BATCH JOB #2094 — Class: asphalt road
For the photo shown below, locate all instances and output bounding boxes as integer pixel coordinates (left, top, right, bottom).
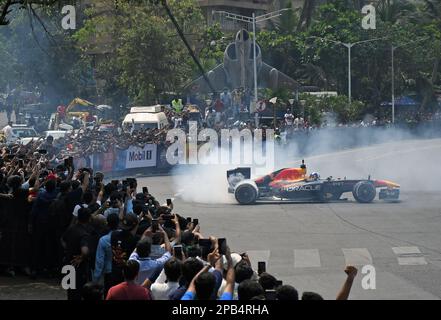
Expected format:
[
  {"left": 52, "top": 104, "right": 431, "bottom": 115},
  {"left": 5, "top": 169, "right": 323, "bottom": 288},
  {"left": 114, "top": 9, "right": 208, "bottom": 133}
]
[
  {"left": 141, "top": 137, "right": 441, "bottom": 300},
  {"left": 1, "top": 130, "right": 441, "bottom": 299}
]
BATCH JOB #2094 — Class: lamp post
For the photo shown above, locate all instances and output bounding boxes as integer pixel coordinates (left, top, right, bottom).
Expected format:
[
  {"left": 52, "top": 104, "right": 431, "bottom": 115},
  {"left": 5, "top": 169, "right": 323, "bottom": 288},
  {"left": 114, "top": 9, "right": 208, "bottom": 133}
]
[
  {"left": 309, "top": 36, "right": 386, "bottom": 107},
  {"left": 212, "top": 8, "right": 292, "bottom": 106},
  {"left": 391, "top": 38, "right": 428, "bottom": 124}
]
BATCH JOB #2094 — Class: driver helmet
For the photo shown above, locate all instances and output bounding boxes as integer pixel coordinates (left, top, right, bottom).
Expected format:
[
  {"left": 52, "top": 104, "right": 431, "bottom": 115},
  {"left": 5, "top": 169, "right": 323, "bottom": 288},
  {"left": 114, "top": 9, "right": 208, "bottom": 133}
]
[{"left": 309, "top": 172, "right": 320, "bottom": 180}]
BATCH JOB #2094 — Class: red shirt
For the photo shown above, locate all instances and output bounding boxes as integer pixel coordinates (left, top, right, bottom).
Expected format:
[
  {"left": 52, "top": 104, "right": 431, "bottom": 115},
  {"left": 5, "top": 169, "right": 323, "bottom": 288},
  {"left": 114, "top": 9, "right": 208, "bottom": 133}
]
[
  {"left": 106, "top": 281, "right": 152, "bottom": 300},
  {"left": 214, "top": 99, "right": 224, "bottom": 112}
]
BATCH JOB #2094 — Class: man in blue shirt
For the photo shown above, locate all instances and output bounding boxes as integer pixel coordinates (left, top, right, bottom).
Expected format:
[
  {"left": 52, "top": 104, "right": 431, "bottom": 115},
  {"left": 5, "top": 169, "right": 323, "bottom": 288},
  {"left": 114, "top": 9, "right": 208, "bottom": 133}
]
[
  {"left": 93, "top": 213, "right": 120, "bottom": 296},
  {"left": 129, "top": 225, "right": 173, "bottom": 285}
]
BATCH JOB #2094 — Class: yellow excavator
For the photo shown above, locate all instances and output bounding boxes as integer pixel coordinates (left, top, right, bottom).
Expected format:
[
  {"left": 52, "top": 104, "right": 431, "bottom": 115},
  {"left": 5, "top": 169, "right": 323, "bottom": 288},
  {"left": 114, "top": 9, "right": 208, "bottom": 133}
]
[{"left": 49, "top": 98, "right": 100, "bottom": 130}]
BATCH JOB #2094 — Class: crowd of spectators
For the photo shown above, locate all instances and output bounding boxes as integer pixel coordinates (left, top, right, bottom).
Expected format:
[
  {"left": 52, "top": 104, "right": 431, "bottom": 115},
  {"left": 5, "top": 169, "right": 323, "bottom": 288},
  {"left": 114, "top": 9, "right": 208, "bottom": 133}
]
[{"left": 0, "top": 140, "right": 359, "bottom": 300}]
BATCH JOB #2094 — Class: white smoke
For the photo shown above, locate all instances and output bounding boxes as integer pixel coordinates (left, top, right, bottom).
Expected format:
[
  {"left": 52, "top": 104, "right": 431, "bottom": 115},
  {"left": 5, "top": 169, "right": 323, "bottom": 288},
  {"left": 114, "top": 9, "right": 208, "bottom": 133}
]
[{"left": 172, "top": 126, "right": 441, "bottom": 204}]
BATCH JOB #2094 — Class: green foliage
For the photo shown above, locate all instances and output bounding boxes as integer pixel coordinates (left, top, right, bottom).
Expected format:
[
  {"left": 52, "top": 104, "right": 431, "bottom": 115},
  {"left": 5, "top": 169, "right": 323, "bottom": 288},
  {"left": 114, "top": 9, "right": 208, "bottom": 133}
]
[
  {"left": 74, "top": 0, "right": 205, "bottom": 105},
  {"left": 0, "top": 5, "right": 91, "bottom": 103}
]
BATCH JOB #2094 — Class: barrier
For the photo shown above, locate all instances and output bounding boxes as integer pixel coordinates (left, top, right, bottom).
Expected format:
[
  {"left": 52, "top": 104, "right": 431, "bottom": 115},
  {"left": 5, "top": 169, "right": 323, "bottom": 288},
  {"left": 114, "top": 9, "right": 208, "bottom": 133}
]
[{"left": 72, "top": 121, "right": 441, "bottom": 175}]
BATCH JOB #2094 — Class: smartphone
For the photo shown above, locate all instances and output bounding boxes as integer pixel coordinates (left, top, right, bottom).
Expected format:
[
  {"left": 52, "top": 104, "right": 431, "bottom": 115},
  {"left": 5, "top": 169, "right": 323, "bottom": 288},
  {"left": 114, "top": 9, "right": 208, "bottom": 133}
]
[
  {"left": 198, "top": 238, "right": 211, "bottom": 248},
  {"left": 218, "top": 238, "right": 227, "bottom": 255},
  {"left": 166, "top": 198, "right": 172, "bottom": 206},
  {"left": 18, "top": 159, "right": 24, "bottom": 168},
  {"left": 64, "top": 158, "right": 69, "bottom": 167},
  {"left": 198, "top": 239, "right": 212, "bottom": 257},
  {"left": 174, "top": 245, "right": 183, "bottom": 260},
  {"left": 151, "top": 219, "right": 159, "bottom": 232},
  {"left": 38, "top": 149, "right": 47, "bottom": 155},
  {"left": 186, "top": 217, "right": 192, "bottom": 224},
  {"left": 193, "top": 218, "right": 199, "bottom": 226},
  {"left": 265, "top": 290, "right": 277, "bottom": 300},
  {"left": 258, "top": 261, "right": 266, "bottom": 275},
  {"left": 275, "top": 280, "right": 283, "bottom": 287},
  {"left": 142, "top": 187, "right": 148, "bottom": 194},
  {"left": 68, "top": 156, "right": 74, "bottom": 167}
]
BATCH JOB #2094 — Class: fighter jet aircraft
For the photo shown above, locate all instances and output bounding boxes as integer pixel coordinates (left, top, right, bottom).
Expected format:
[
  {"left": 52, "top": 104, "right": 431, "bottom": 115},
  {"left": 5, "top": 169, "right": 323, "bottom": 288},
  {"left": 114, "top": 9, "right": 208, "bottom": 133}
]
[{"left": 186, "top": 29, "right": 300, "bottom": 94}]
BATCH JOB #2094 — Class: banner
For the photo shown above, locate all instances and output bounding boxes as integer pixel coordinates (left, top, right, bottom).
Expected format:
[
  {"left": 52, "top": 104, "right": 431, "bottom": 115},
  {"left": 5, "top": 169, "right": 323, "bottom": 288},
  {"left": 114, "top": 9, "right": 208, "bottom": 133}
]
[{"left": 124, "top": 144, "right": 157, "bottom": 169}]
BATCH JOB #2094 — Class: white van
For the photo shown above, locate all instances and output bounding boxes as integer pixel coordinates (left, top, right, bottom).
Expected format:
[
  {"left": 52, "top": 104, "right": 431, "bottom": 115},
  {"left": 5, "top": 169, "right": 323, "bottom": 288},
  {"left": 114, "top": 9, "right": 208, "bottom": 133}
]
[{"left": 122, "top": 105, "right": 168, "bottom": 130}]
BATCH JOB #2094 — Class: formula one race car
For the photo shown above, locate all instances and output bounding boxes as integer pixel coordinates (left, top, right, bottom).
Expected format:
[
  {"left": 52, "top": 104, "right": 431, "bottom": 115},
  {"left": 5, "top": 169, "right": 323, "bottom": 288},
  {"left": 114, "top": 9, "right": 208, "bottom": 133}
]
[{"left": 227, "top": 161, "right": 400, "bottom": 205}]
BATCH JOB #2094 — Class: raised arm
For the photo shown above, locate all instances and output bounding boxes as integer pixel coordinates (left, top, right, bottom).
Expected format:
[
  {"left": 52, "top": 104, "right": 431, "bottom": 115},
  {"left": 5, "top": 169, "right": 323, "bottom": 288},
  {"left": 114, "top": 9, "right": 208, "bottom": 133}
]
[
  {"left": 336, "top": 266, "right": 358, "bottom": 300},
  {"left": 159, "top": 225, "right": 172, "bottom": 254},
  {"left": 81, "top": 171, "right": 90, "bottom": 192},
  {"left": 223, "top": 247, "right": 236, "bottom": 296},
  {"left": 172, "top": 214, "right": 181, "bottom": 244}
]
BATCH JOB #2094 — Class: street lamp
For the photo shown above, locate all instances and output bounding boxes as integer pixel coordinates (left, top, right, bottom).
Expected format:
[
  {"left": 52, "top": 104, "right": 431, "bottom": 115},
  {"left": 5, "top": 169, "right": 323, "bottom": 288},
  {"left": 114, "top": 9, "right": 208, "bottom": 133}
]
[
  {"left": 309, "top": 36, "right": 386, "bottom": 107},
  {"left": 391, "top": 38, "right": 428, "bottom": 124},
  {"left": 212, "top": 8, "right": 292, "bottom": 105}
]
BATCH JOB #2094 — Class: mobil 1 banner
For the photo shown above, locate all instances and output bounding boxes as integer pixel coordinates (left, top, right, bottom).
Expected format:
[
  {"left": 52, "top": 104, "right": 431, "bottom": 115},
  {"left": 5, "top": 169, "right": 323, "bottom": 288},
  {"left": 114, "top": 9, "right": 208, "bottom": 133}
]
[{"left": 125, "top": 144, "right": 157, "bottom": 169}]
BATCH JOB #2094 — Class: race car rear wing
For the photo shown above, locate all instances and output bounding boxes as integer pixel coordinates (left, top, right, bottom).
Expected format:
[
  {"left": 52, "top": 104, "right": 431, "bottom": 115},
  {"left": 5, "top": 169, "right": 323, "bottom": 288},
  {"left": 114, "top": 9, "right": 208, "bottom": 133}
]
[{"left": 227, "top": 167, "right": 251, "bottom": 180}]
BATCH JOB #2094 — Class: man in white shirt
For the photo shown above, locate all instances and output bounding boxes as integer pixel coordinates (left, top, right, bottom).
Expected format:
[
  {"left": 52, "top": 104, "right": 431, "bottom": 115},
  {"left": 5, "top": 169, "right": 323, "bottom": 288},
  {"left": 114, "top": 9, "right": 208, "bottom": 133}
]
[
  {"left": 284, "top": 110, "right": 294, "bottom": 127},
  {"left": 2, "top": 121, "right": 13, "bottom": 143},
  {"left": 151, "top": 258, "right": 182, "bottom": 300}
]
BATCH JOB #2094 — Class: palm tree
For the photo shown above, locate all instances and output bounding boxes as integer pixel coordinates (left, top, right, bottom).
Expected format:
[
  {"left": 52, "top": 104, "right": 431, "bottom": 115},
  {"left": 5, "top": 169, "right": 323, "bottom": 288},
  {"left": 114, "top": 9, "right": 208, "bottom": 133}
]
[
  {"left": 297, "top": 0, "right": 316, "bottom": 31},
  {"left": 376, "top": 0, "right": 416, "bottom": 25}
]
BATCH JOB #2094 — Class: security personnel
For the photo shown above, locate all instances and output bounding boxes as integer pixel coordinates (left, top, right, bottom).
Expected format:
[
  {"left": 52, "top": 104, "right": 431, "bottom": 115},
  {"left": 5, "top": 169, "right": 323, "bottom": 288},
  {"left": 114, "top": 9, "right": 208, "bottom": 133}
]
[{"left": 171, "top": 97, "right": 183, "bottom": 113}]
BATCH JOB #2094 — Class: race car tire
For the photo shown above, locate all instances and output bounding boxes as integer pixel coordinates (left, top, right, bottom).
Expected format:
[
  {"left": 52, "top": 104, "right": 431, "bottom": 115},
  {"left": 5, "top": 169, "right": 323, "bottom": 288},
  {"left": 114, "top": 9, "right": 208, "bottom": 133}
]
[
  {"left": 352, "top": 181, "right": 376, "bottom": 203},
  {"left": 235, "top": 183, "right": 258, "bottom": 205}
]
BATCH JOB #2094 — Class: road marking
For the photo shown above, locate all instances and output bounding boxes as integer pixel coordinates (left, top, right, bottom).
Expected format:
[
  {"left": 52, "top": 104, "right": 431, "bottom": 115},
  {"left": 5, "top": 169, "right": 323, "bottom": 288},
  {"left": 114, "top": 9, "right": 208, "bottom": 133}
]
[
  {"left": 294, "top": 249, "right": 321, "bottom": 268},
  {"left": 342, "top": 248, "right": 373, "bottom": 266},
  {"left": 246, "top": 250, "right": 271, "bottom": 271},
  {"left": 392, "top": 247, "right": 427, "bottom": 265},
  {"left": 356, "top": 144, "right": 441, "bottom": 162}
]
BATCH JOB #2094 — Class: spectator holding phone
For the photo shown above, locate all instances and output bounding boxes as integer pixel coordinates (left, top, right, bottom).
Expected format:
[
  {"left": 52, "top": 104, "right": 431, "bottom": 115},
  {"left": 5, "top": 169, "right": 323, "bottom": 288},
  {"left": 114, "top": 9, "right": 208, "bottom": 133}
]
[{"left": 129, "top": 224, "right": 172, "bottom": 285}]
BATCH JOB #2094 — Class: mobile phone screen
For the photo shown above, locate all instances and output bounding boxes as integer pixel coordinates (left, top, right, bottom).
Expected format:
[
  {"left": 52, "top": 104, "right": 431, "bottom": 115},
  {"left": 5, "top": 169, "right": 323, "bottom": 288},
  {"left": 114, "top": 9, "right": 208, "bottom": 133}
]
[
  {"left": 152, "top": 219, "right": 159, "bottom": 232},
  {"left": 174, "top": 245, "right": 183, "bottom": 260},
  {"left": 143, "top": 187, "right": 148, "bottom": 194},
  {"left": 186, "top": 217, "right": 192, "bottom": 223},
  {"left": 258, "top": 261, "right": 266, "bottom": 275},
  {"left": 193, "top": 218, "right": 199, "bottom": 226},
  {"left": 218, "top": 238, "right": 227, "bottom": 255},
  {"left": 166, "top": 198, "right": 172, "bottom": 206}
]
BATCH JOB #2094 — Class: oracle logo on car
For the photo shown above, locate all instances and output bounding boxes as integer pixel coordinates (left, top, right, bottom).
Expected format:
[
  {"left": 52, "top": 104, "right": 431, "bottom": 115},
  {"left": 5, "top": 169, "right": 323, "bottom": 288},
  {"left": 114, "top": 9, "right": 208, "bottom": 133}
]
[{"left": 284, "top": 185, "right": 320, "bottom": 192}]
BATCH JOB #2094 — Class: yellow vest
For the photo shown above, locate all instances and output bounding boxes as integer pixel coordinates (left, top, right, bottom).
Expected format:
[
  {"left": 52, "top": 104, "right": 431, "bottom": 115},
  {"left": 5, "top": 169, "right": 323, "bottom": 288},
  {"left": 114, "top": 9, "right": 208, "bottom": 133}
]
[{"left": 172, "top": 99, "right": 183, "bottom": 113}]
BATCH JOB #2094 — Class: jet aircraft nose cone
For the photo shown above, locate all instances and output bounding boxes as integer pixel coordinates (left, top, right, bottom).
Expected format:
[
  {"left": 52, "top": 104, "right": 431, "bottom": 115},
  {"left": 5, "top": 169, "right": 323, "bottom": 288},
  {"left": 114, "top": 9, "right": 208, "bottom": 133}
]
[{"left": 236, "top": 29, "right": 249, "bottom": 42}]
